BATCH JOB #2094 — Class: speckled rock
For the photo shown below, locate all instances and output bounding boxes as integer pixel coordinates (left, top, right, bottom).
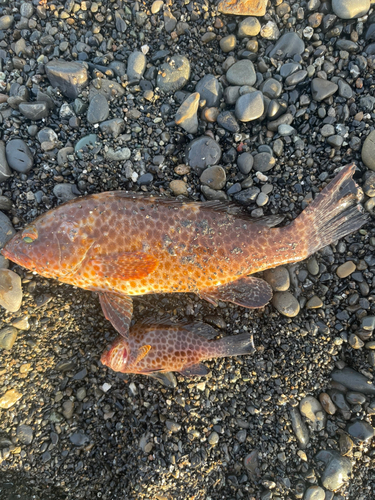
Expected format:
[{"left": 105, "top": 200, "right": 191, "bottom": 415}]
[
  {"left": 217, "top": 0, "right": 267, "bottom": 16},
  {"left": 157, "top": 55, "right": 191, "bottom": 93},
  {"left": 272, "top": 292, "right": 300, "bottom": 317},
  {"left": 263, "top": 266, "right": 289, "bottom": 291}
]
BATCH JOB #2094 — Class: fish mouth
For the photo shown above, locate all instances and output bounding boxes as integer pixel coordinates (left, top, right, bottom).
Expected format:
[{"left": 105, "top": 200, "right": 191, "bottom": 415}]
[{"left": 1, "top": 246, "right": 36, "bottom": 270}]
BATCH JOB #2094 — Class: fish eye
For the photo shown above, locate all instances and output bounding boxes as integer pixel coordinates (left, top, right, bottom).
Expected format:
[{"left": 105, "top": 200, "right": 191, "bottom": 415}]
[
  {"left": 22, "top": 225, "right": 38, "bottom": 243},
  {"left": 23, "top": 236, "right": 34, "bottom": 244}
]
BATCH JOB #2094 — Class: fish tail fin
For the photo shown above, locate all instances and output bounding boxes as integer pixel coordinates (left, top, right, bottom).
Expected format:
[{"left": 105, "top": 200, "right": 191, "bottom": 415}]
[
  {"left": 294, "top": 163, "right": 368, "bottom": 256},
  {"left": 213, "top": 333, "right": 256, "bottom": 359}
]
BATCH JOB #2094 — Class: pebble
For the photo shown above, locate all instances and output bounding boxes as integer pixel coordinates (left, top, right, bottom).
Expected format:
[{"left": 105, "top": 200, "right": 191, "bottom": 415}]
[
  {"left": 185, "top": 137, "right": 222, "bottom": 172},
  {"left": 45, "top": 60, "right": 88, "bottom": 99},
  {"left": 0, "top": 15, "right": 14, "bottom": 30},
  {"left": 361, "top": 130, "right": 375, "bottom": 171},
  {"left": 62, "top": 400, "right": 74, "bottom": 419},
  {"left": 0, "top": 326, "right": 18, "bottom": 350},
  {"left": 226, "top": 60, "right": 256, "bottom": 86},
  {"left": 235, "top": 91, "right": 264, "bottom": 122},
  {"left": 273, "top": 292, "right": 300, "bottom": 317},
  {"left": 217, "top": 0, "right": 267, "bottom": 16},
  {"left": 208, "top": 431, "right": 219, "bottom": 446},
  {"left": 338, "top": 432, "right": 354, "bottom": 456},
  {"left": 361, "top": 316, "right": 375, "bottom": 330},
  {"left": 269, "top": 32, "right": 305, "bottom": 59},
  {"left": 99, "top": 119, "right": 125, "bottom": 138},
  {"left": 157, "top": 55, "right": 190, "bottom": 93},
  {"left": 336, "top": 260, "right": 356, "bottom": 278},
  {"left": 175, "top": 92, "right": 200, "bottom": 134},
  {"left": 346, "top": 419, "right": 375, "bottom": 441},
  {"left": 0, "top": 211, "right": 15, "bottom": 248},
  {"left": 260, "top": 78, "right": 283, "bottom": 99},
  {"left": 105, "top": 147, "right": 131, "bottom": 162},
  {"left": 200, "top": 166, "right": 226, "bottom": 190},
  {"left": 237, "top": 152, "right": 253, "bottom": 174},
  {"left": 16, "top": 424, "right": 33, "bottom": 445},
  {"left": 306, "top": 295, "right": 323, "bottom": 309},
  {"left": 70, "top": 431, "right": 89, "bottom": 447},
  {"left": 75, "top": 134, "right": 100, "bottom": 160},
  {"left": 5, "top": 139, "right": 34, "bottom": 174},
  {"left": 53, "top": 184, "right": 78, "bottom": 203},
  {"left": 217, "top": 111, "right": 239, "bottom": 133},
  {"left": 332, "top": 0, "right": 370, "bottom": 19},
  {"left": 315, "top": 449, "right": 352, "bottom": 491},
  {"left": 299, "top": 396, "right": 326, "bottom": 431},
  {"left": 261, "top": 21, "right": 280, "bottom": 40},
  {"left": 0, "top": 269, "right": 22, "bottom": 313},
  {"left": 289, "top": 406, "right": 309, "bottom": 448},
  {"left": 304, "top": 486, "right": 325, "bottom": 500},
  {"left": 220, "top": 35, "right": 237, "bottom": 53},
  {"left": 253, "top": 152, "right": 276, "bottom": 172},
  {"left": 238, "top": 17, "right": 261, "bottom": 37},
  {"left": 127, "top": 51, "right": 146, "bottom": 83},
  {"left": 311, "top": 79, "right": 338, "bottom": 102},
  {"left": 263, "top": 266, "right": 289, "bottom": 291},
  {"left": 166, "top": 420, "right": 181, "bottom": 433},
  {"left": 18, "top": 102, "right": 49, "bottom": 121},
  {"left": 87, "top": 94, "right": 109, "bottom": 124},
  {"left": 0, "top": 389, "right": 22, "bottom": 409},
  {"left": 170, "top": 180, "right": 188, "bottom": 196},
  {"left": 319, "top": 393, "right": 337, "bottom": 415},
  {"left": 331, "top": 367, "right": 375, "bottom": 395},
  {"left": 0, "top": 141, "right": 11, "bottom": 183}
]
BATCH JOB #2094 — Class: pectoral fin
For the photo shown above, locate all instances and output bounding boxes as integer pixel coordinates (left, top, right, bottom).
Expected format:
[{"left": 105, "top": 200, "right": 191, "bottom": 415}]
[
  {"left": 200, "top": 276, "right": 272, "bottom": 309},
  {"left": 135, "top": 344, "right": 152, "bottom": 364},
  {"left": 179, "top": 363, "right": 209, "bottom": 377},
  {"left": 99, "top": 292, "right": 133, "bottom": 339},
  {"left": 90, "top": 252, "right": 158, "bottom": 280}
]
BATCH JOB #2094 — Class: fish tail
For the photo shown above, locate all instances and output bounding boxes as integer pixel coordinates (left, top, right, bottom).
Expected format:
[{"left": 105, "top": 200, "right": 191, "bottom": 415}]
[
  {"left": 212, "top": 333, "right": 256, "bottom": 359},
  {"left": 293, "top": 163, "right": 368, "bottom": 256}
]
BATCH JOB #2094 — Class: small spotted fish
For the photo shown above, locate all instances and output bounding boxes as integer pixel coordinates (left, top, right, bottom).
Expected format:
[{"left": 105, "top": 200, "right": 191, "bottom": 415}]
[
  {"left": 100, "top": 319, "right": 256, "bottom": 377},
  {"left": 2, "top": 164, "right": 367, "bottom": 342}
]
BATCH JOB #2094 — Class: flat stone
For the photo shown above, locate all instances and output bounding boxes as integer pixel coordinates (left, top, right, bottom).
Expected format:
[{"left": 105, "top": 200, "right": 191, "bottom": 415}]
[
  {"left": 0, "top": 326, "right": 18, "bottom": 350},
  {"left": 332, "top": 0, "right": 370, "bottom": 19},
  {"left": 0, "top": 269, "right": 22, "bottom": 313},
  {"left": 19, "top": 102, "right": 49, "bottom": 120},
  {"left": 16, "top": 424, "right": 33, "bottom": 445},
  {"left": 253, "top": 152, "right": 276, "bottom": 172},
  {"left": 217, "top": 111, "right": 239, "bottom": 133},
  {"left": 315, "top": 449, "right": 352, "bottom": 491},
  {"left": 217, "top": 0, "right": 267, "bottom": 16},
  {"left": 319, "top": 392, "right": 336, "bottom": 415},
  {"left": 238, "top": 17, "right": 261, "bottom": 37},
  {"left": 99, "top": 118, "right": 125, "bottom": 137},
  {"left": 362, "top": 130, "right": 375, "bottom": 171},
  {"left": 0, "top": 389, "right": 22, "bottom": 409},
  {"left": 45, "top": 60, "right": 88, "bottom": 99},
  {"left": 87, "top": 93, "right": 109, "bottom": 124},
  {"left": 89, "top": 79, "right": 125, "bottom": 101},
  {"left": 185, "top": 136, "right": 222, "bottom": 172},
  {"left": 263, "top": 266, "right": 289, "bottom": 291},
  {"left": 289, "top": 406, "right": 309, "bottom": 448},
  {"left": 311, "top": 78, "right": 338, "bottom": 101},
  {"left": 104, "top": 147, "right": 131, "bottom": 162},
  {"left": 331, "top": 367, "right": 375, "bottom": 395},
  {"left": 260, "top": 78, "right": 282, "bottom": 99},
  {"left": 336, "top": 260, "right": 356, "bottom": 278},
  {"left": 346, "top": 419, "right": 375, "bottom": 441},
  {"left": 75, "top": 134, "right": 101, "bottom": 159},
  {"left": 272, "top": 291, "right": 300, "bottom": 317},
  {"left": 306, "top": 295, "right": 323, "bottom": 308},
  {"left": 304, "top": 486, "right": 325, "bottom": 500},
  {"left": 361, "top": 316, "right": 375, "bottom": 330},
  {"left": 157, "top": 55, "right": 190, "bottom": 93},
  {"left": 226, "top": 60, "right": 256, "bottom": 86},
  {"left": 200, "top": 166, "right": 226, "bottom": 190},
  {"left": 196, "top": 75, "right": 223, "bottom": 107},
  {"left": 5, "top": 139, "right": 34, "bottom": 174},
  {"left": 53, "top": 184, "right": 78, "bottom": 203},
  {"left": 284, "top": 70, "right": 307, "bottom": 86},
  {"left": 175, "top": 92, "right": 200, "bottom": 134},
  {"left": 300, "top": 396, "right": 326, "bottom": 431},
  {"left": 127, "top": 51, "right": 146, "bottom": 82},
  {"left": 269, "top": 32, "right": 305, "bottom": 59},
  {"left": 0, "top": 141, "right": 11, "bottom": 183},
  {"left": 235, "top": 91, "right": 264, "bottom": 122}
]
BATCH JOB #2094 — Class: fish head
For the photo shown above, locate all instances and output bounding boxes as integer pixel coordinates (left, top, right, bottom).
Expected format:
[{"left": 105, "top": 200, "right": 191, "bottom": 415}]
[
  {"left": 100, "top": 336, "right": 129, "bottom": 373},
  {"left": 1, "top": 201, "right": 96, "bottom": 279}
]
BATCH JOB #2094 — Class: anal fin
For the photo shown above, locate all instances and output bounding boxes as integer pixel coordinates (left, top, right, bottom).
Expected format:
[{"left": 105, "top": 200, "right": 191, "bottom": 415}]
[
  {"left": 99, "top": 292, "right": 133, "bottom": 339},
  {"left": 200, "top": 276, "right": 272, "bottom": 309},
  {"left": 179, "top": 363, "right": 209, "bottom": 377}
]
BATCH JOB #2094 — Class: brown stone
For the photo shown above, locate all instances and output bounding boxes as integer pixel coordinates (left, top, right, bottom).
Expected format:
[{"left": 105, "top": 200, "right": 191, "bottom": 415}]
[
  {"left": 217, "top": 0, "right": 267, "bottom": 17},
  {"left": 0, "top": 389, "right": 22, "bottom": 409}
]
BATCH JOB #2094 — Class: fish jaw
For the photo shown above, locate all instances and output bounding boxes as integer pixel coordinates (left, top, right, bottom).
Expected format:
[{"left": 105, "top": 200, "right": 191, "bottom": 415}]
[{"left": 101, "top": 337, "right": 129, "bottom": 373}]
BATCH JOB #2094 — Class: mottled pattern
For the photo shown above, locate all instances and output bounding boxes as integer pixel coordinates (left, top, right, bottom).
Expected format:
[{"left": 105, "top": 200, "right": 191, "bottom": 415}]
[{"left": 100, "top": 322, "right": 255, "bottom": 375}]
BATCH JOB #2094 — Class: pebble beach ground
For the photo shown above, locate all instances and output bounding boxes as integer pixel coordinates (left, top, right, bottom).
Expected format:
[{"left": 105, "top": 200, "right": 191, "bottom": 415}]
[{"left": 0, "top": 0, "right": 375, "bottom": 499}]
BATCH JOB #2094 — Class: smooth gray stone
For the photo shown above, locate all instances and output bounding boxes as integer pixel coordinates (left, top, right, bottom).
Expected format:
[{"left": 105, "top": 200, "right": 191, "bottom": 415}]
[
  {"left": 346, "top": 419, "right": 375, "bottom": 441},
  {"left": 37, "top": 127, "right": 58, "bottom": 144},
  {"left": 45, "top": 60, "right": 88, "bottom": 99},
  {"left": 75, "top": 134, "right": 101, "bottom": 159},
  {"left": 332, "top": 0, "right": 370, "bottom": 19},
  {"left": 19, "top": 102, "right": 49, "bottom": 120},
  {"left": 185, "top": 136, "right": 222, "bottom": 172},
  {"left": 315, "top": 449, "right": 352, "bottom": 491},
  {"left": 99, "top": 118, "right": 125, "bottom": 137},
  {"left": 0, "top": 15, "right": 14, "bottom": 30},
  {"left": 157, "top": 55, "right": 190, "bottom": 93},
  {"left": 196, "top": 74, "right": 223, "bottom": 107},
  {"left": 269, "top": 32, "right": 305, "bottom": 59},
  {"left": 285, "top": 70, "right": 307, "bottom": 86},
  {"left": 235, "top": 91, "right": 264, "bottom": 122},
  {"left": 233, "top": 187, "right": 260, "bottom": 204},
  {"left": 0, "top": 141, "right": 11, "bottom": 183},
  {"left": 5, "top": 139, "right": 34, "bottom": 173},
  {"left": 237, "top": 152, "right": 253, "bottom": 174},
  {"left": 224, "top": 86, "right": 241, "bottom": 105},
  {"left": 336, "top": 39, "right": 358, "bottom": 52},
  {"left": 226, "top": 60, "right": 256, "bottom": 86},
  {"left": 104, "top": 147, "right": 131, "bottom": 161},
  {"left": 332, "top": 367, "right": 375, "bottom": 395},
  {"left": 289, "top": 406, "right": 310, "bottom": 449},
  {"left": 311, "top": 78, "right": 338, "bottom": 101},
  {"left": 217, "top": 111, "right": 239, "bottom": 133},
  {"left": 108, "top": 61, "right": 126, "bottom": 77},
  {"left": 253, "top": 152, "right": 275, "bottom": 172},
  {"left": 280, "top": 62, "right": 300, "bottom": 77},
  {"left": 70, "top": 431, "right": 89, "bottom": 446},
  {"left": 337, "top": 79, "right": 353, "bottom": 98},
  {"left": 127, "top": 51, "right": 146, "bottom": 82},
  {"left": 53, "top": 184, "right": 79, "bottom": 203},
  {"left": 86, "top": 93, "right": 109, "bottom": 124},
  {"left": 200, "top": 166, "right": 226, "bottom": 190},
  {"left": 260, "top": 78, "right": 282, "bottom": 99},
  {"left": 267, "top": 99, "right": 287, "bottom": 120}
]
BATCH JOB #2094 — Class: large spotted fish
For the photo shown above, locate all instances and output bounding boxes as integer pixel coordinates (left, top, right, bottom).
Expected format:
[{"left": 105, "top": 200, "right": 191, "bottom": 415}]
[
  {"left": 100, "top": 319, "right": 255, "bottom": 377},
  {"left": 2, "top": 164, "right": 367, "bottom": 353}
]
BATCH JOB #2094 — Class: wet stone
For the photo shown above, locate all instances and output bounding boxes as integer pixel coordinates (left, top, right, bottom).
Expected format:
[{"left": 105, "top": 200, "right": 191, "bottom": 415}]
[
  {"left": 175, "top": 92, "right": 200, "bottom": 134},
  {"left": 0, "top": 269, "right": 22, "bottom": 313},
  {"left": 75, "top": 134, "right": 101, "bottom": 159},
  {"left": 185, "top": 137, "right": 222, "bottom": 173},
  {"left": 0, "top": 326, "right": 18, "bottom": 350},
  {"left": 331, "top": 367, "right": 375, "bottom": 395},
  {"left": 127, "top": 51, "right": 146, "bottom": 83},
  {"left": 260, "top": 78, "right": 282, "bottom": 99},
  {"left": 19, "top": 102, "right": 49, "bottom": 120},
  {"left": 5, "top": 139, "right": 34, "bottom": 174},
  {"left": 217, "top": 111, "right": 239, "bottom": 133},
  {"left": 319, "top": 393, "right": 336, "bottom": 415},
  {"left": 299, "top": 396, "right": 326, "bottom": 431},
  {"left": 45, "top": 60, "right": 88, "bottom": 99},
  {"left": 263, "top": 266, "right": 289, "bottom": 291},
  {"left": 196, "top": 75, "right": 223, "bottom": 107},
  {"left": 16, "top": 424, "right": 33, "bottom": 445},
  {"left": 284, "top": 70, "right": 308, "bottom": 86},
  {"left": 315, "top": 449, "right": 352, "bottom": 491},
  {"left": 87, "top": 94, "right": 109, "bottom": 124},
  {"left": 237, "top": 152, "right": 253, "bottom": 174},
  {"left": 289, "top": 406, "right": 309, "bottom": 448},
  {"left": 306, "top": 296, "right": 323, "bottom": 309},
  {"left": 226, "top": 60, "right": 256, "bottom": 86},
  {"left": 273, "top": 292, "right": 300, "bottom": 317},
  {"left": 346, "top": 392, "right": 366, "bottom": 405},
  {"left": 269, "top": 32, "right": 305, "bottom": 59},
  {"left": 253, "top": 152, "right": 276, "bottom": 173},
  {"left": 346, "top": 419, "right": 375, "bottom": 441},
  {"left": 235, "top": 91, "right": 264, "bottom": 122},
  {"left": 311, "top": 78, "right": 338, "bottom": 102},
  {"left": 157, "top": 55, "right": 191, "bottom": 93},
  {"left": 362, "top": 130, "right": 375, "bottom": 171},
  {"left": 200, "top": 166, "right": 226, "bottom": 190}
]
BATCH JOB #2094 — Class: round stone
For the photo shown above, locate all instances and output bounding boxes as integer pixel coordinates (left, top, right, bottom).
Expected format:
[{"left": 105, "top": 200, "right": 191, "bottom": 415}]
[
  {"left": 260, "top": 78, "right": 282, "bottom": 99},
  {"left": 336, "top": 261, "right": 356, "bottom": 278},
  {"left": 127, "top": 51, "right": 146, "bottom": 82},
  {"left": 311, "top": 78, "right": 338, "bottom": 101},
  {"left": 0, "top": 15, "right": 14, "bottom": 30},
  {"left": 263, "top": 266, "right": 290, "bottom": 291},
  {"left": 235, "top": 91, "right": 264, "bottom": 122},
  {"left": 5, "top": 139, "right": 34, "bottom": 174},
  {"left": 185, "top": 136, "right": 222, "bottom": 172},
  {"left": 304, "top": 486, "right": 325, "bottom": 500},
  {"left": 87, "top": 94, "right": 109, "bottom": 124},
  {"left": 45, "top": 59, "right": 88, "bottom": 99},
  {"left": 196, "top": 75, "right": 223, "bottom": 108},
  {"left": 253, "top": 152, "right": 276, "bottom": 172},
  {"left": 157, "top": 55, "right": 191, "bottom": 93},
  {"left": 217, "top": 111, "right": 239, "bottom": 133},
  {"left": 16, "top": 424, "right": 33, "bottom": 445},
  {"left": 170, "top": 180, "right": 188, "bottom": 196},
  {"left": 220, "top": 34, "right": 237, "bottom": 53},
  {"left": 226, "top": 60, "right": 256, "bottom": 86},
  {"left": 306, "top": 295, "right": 323, "bottom": 308},
  {"left": 332, "top": 0, "right": 370, "bottom": 19},
  {"left": 272, "top": 291, "right": 300, "bottom": 317},
  {"left": 237, "top": 152, "right": 253, "bottom": 174},
  {"left": 238, "top": 17, "right": 261, "bottom": 37},
  {"left": 269, "top": 32, "right": 305, "bottom": 59},
  {"left": 200, "top": 166, "right": 226, "bottom": 190},
  {"left": 362, "top": 130, "right": 375, "bottom": 171},
  {"left": 19, "top": 102, "right": 49, "bottom": 120},
  {"left": 53, "top": 184, "right": 78, "bottom": 203},
  {"left": 0, "top": 269, "right": 22, "bottom": 313},
  {"left": 208, "top": 431, "right": 219, "bottom": 446}
]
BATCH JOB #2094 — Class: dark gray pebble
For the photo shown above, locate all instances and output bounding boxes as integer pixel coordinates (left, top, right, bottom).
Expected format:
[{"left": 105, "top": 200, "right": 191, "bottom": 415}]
[
  {"left": 5, "top": 139, "right": 34, "bottom": 174},
  {"left": 346, "top": 419, "right": 375, "bottom": 441},
  {"left": 185, "top": 136, "right": 222, "bottom": 172},
  {"left": 196, "top": 74, "right": 223, "bottom": 107},
  {"left": 19, "top": 102, "right": 49, "bottom": 120},
  {"left": 45, "top": 60, "right": 88, "bottom": 99},
  {"left": 331, "top": 367, "right": 375, "bottom": 395}
]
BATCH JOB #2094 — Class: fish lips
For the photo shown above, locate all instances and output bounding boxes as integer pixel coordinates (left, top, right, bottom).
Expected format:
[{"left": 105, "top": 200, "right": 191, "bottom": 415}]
[{"left": 1, "top": 244, "right": 36, "bottom": 270}]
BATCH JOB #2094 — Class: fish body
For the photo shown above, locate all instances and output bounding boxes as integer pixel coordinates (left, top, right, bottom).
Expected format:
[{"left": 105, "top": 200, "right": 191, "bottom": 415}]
[
  {"left": 2, "top": 164, "right": 368, "bottom": 339},
  {"left": 100, "top": 321, "right": 255, "bottom": 377}
]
